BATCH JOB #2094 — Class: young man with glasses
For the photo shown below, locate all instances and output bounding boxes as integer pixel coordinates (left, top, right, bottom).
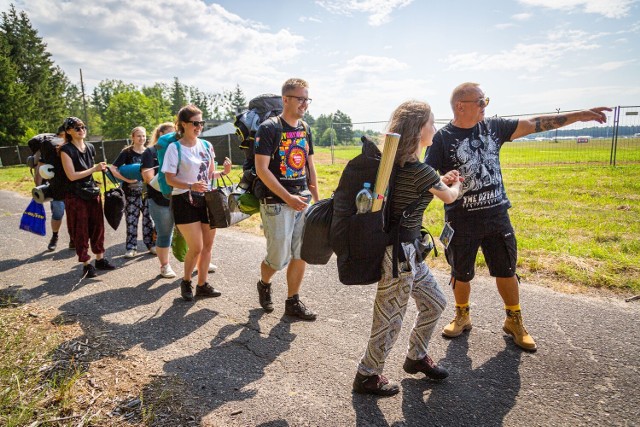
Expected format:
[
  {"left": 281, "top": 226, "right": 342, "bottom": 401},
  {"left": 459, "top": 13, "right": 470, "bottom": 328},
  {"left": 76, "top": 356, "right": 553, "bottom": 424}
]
[
  {"left": 254, "top": 78, "right": 320, "bottom": 320},
  {"left": 425, "top": 82, "right": 610, "bottom": 351}
]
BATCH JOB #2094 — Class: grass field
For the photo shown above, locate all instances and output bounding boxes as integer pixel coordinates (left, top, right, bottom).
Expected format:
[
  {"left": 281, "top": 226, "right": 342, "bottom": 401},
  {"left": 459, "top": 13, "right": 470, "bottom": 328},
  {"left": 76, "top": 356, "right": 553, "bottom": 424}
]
[{"left": 2, "top": 141, "right": 639, "bottom": 293}]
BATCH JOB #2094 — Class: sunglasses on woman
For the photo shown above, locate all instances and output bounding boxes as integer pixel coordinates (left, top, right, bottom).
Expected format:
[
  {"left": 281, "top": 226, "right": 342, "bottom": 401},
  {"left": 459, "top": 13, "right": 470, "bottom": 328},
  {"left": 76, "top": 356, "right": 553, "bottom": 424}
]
[{"left": 185, "top": 120, "right": 206, "bottom": 127}]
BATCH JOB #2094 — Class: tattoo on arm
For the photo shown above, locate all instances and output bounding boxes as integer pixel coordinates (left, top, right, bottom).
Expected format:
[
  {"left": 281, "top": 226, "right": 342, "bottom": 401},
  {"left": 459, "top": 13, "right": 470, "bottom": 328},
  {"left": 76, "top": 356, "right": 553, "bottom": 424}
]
[
  {"left": 535, "top": 116, "right": 568, "bottom": 132},
  {"left": 433, "top": 180, "right": 447, "bottom": 191}
]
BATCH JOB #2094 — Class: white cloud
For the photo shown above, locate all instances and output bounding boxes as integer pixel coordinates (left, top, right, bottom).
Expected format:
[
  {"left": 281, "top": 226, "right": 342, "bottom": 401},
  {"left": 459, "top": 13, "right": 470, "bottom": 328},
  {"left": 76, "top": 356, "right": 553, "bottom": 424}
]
[
  {"left": 339, "top": 55, "right": 408, "bottom": 75},
  {"left": 299, "top": 16, "right": 322, "bottom": 23},
  {"left": 315, "top": 0, "right": 413, "bottom": 26},
  {"left": 6, "top": 0, "right": 304, "bottom": 95},
  {"left": 443, "top": 28, "right": 598, "bottom": 72},
  {"left": 593, "top": 60, "right": 636, "bottom": 71},
  {"left": 518, "top": 0, "right": 634, "bottom": 19},
  {"left": 495, "top": 23, "right": 516, "bottom": 30},
  {"left": 513, "top": 13, "right": 532, "bottom": 20}
]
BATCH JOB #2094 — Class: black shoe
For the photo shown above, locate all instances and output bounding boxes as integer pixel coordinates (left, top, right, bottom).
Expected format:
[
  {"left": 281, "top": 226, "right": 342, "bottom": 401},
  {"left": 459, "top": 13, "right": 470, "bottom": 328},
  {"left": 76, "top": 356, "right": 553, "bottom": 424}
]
[
  {"left": 403, "top": 355, "right": 449, "bottom": 380},
  {"left": 257, "top": 280, "right": 274, "bottom": 312},
  {"left": 82, "top": 263, "right": 97, "bottom": 278},
  {"left": 95, "top": 258, "right": 116, "bottom": 270},
  {"left": 47, "top": 234, "right": 58, "bottom": 251},
  {"left": 285, "top": 294, "right": 317, "bottom": 321},
  {"left": 68, "top": 241, "right": 75, "bottom": 250},
  {"left": 180, "top": 279, "right": 193, "bottom": 301},
  {"left": 352, "top": 372, "right": 399, "bottom": 397},
  {"left": 195, "top": 282, "right": 221, "bottom": 298}
]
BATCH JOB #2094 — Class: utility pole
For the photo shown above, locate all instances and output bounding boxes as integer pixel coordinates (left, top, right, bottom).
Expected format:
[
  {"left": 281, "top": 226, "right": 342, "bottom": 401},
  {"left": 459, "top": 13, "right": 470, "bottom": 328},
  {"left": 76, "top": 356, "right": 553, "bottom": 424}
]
[{"left": 79, "top": 69, "right": 89, "bottom": 129}]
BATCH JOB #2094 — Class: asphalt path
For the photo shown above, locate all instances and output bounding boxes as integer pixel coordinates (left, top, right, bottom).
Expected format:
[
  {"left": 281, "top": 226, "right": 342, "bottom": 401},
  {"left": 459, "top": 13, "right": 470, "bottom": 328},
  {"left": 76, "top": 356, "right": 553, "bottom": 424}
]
[{"left": 1, "top": 190, "right": 638, "bottom": 426}]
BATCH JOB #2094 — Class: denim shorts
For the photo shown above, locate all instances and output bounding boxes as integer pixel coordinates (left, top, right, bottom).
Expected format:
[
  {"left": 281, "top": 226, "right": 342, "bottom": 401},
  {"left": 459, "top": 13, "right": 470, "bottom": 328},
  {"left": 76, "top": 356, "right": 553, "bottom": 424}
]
[
  {"left": 260, "top": 202, "right": 308, "bottom": 271},
  {"left": 50, "top": 200, "right": 65, "bottom": 221},
  {"left": 148, "top": 198, "right": 174, "bottom": 248}
]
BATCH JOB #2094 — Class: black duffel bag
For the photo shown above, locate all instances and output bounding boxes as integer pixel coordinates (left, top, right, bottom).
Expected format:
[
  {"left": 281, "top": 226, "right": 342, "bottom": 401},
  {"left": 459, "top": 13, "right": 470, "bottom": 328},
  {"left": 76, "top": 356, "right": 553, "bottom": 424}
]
[{"left": 300, "top": 197, "right": 334, "bottom": 265}]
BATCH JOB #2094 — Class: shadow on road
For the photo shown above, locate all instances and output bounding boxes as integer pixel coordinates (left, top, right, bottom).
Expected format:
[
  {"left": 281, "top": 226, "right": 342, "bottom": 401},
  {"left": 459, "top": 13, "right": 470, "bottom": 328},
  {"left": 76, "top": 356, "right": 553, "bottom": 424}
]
[
  {"left": 351, "top": 334, "right": 523, "bottom": 426},
  {"left": 157, "top": 309, "right": 296, "bottom": 423}
]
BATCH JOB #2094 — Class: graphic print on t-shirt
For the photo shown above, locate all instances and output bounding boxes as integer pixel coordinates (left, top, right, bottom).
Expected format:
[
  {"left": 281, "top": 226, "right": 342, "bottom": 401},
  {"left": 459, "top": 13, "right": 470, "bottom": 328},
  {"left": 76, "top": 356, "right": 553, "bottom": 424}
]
[
  {"left": 278, "top": 129, "right": 309, "bottom": 181},
  {"left": 453, "top": 131, "right": 503, "bottom": 211},
  {"left": 196, "top": 150, "right": 210, "bottom": 184}
]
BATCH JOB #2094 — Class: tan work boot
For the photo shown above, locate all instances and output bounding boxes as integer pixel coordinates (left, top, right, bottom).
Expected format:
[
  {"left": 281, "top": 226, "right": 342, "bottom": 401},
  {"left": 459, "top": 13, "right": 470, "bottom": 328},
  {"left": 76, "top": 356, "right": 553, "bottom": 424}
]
[
  {"left": 503, "top": 309, "right": 537, "bottom": 352},
  {"left": 442, "top": 306, "right": 472, "bottom": 337}
]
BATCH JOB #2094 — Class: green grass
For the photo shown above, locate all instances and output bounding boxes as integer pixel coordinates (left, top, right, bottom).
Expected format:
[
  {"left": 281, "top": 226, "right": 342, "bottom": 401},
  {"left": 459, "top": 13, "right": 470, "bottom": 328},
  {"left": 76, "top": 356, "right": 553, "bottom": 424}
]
[
  {"left": 0, "top": 297, "right": 84, "bottom": 426},
  {"left": 313, "top": 146, "right": 640, "bottom": 293},
  {"left": 2, "top": 149, "right": 639, "bottom": 292}
]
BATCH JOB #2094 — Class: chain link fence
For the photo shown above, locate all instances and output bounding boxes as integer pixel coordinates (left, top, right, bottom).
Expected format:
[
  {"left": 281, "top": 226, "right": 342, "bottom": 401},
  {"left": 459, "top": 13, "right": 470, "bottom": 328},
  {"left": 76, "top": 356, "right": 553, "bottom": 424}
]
[{"left": 328, "top": 106, "right": 640, "bottom": 167}]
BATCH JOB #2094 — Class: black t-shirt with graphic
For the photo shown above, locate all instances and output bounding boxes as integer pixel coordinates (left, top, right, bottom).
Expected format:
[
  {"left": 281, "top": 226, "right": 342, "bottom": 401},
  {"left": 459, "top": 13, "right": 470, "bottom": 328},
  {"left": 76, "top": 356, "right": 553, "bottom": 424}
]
[
  {"left": 59, "top": 142, "right": 97, "bottom": 193},
  {"left": 141, "top": 146, "right": 170, "bottom": 207},
  {"left": 113, "top": 147, "right": 144, "bottom": 195},
  {"left": 38, "top": 137, "right": 66, "bottom": 200},
  {"left": 425, "top": 117, "right": 518, "bottom": 220},
  {"left": 254, "top": 117, "right": 314, "bottom": 194}
]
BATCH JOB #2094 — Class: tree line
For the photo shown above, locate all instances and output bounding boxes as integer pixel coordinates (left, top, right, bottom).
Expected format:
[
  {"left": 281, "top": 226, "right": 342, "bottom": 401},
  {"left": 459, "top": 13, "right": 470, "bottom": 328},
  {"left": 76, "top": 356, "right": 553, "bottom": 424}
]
[{"left": 0, "top": 4, "right": 366, "bottom": 146}]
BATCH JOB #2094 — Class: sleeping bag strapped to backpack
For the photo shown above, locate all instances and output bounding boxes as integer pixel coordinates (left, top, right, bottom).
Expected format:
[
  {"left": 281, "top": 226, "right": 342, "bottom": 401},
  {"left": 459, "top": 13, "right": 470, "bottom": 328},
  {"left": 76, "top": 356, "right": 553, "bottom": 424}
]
[{"left": 155, "top": 132, "right": 180, "bottom": 198}]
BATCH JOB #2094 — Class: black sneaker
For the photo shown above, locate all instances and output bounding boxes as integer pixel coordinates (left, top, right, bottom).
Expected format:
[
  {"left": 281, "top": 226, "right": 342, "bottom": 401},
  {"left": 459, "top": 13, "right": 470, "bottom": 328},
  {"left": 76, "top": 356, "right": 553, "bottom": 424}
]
[
  {"left": 403, "top": 355, "right": 449, "bottom": 380},
  {"left": 68, "top": 241, "right": 75, "bottom": 250},
  {"left": 257, "top": 280, "right": 274, "bottom": 312},
  {"left": 195, "top": 282, "right": 221, "bottom": 298},
  {"left": 47, "top": 234, "right": 58, "bottom": 251},
  {"left": 284, "top": 294, "right": 317, "bottom": 321},
  {"left": 352, "top": 372, "right": 399, "bottom": 397},
  {"left": 82, "top": 263, "right": 97, "bottom": 278},
  {"left": 95, "top": 258, "right": 116, "bottom": 270},
  {"left": 180, "top": 279, "right": 193, "bottom": 301}
]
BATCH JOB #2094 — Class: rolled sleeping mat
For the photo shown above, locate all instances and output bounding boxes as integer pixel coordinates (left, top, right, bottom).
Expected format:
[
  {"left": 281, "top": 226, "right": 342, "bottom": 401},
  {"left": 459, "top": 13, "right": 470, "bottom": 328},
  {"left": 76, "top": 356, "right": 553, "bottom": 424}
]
[
  {"left": 32, "top": 183, "right": 53, "bottom": 204},
  {"left": 39, "top": 164, "right": 55, "bottom": 180},
  {"left": 118, "top": 163, "right": 142, "bottom": 181}
]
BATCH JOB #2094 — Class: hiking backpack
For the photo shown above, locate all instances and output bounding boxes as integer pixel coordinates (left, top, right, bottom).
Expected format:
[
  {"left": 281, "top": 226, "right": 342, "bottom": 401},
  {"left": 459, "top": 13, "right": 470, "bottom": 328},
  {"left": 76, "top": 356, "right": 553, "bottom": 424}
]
[
  {"left": 234, "top": 93, "right": 283, "bottom": 154},
  {"left": 330, "top": 136, "right": 435, "bottom": 285},
  {"left": 155, "top": 132, "right": 212, "bottom": 198}
]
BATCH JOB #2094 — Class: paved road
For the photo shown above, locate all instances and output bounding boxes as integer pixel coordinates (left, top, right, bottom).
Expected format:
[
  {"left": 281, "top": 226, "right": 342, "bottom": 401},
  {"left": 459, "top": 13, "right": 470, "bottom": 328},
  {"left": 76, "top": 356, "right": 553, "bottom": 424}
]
[{"left": 1, "top": 190, "right": 638, "bottom": 426}]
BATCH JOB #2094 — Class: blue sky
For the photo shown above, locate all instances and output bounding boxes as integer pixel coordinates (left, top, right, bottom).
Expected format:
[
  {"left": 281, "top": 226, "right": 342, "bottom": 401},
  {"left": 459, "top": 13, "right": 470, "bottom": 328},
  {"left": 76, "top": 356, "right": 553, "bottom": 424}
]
[{"left": 2, "top": 0, "right": 639, "bottom": 130}]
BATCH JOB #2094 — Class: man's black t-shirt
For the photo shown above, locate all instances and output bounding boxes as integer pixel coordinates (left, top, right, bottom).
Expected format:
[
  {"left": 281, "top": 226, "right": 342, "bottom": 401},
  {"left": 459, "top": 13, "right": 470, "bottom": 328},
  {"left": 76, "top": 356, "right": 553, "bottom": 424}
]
[
  {"left": 141, "top": 146, "right": 169, "bottom": 207},
  {"left": 254, "top": 117, "right": 314, "bottom": 195},
  {"left": 425, "top": 117, "right": 518, "bottom": 221}
]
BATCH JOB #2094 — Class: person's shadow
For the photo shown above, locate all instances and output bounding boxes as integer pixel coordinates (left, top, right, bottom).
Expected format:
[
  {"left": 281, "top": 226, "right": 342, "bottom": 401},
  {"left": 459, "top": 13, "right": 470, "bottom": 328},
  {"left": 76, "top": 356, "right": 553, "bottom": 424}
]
[
  {"left": 152, "top": 309, "right": 296, "bottom": 424},
  {"left": 398, "top": 335, "right": 523, "bottom": 426}
]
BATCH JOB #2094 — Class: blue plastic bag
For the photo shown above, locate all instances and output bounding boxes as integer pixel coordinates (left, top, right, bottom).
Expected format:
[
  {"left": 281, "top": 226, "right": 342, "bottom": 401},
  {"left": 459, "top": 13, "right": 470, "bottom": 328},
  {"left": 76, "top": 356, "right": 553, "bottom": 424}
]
[{"left": 19, "top": 199, "right": 46, "bottom": 236}]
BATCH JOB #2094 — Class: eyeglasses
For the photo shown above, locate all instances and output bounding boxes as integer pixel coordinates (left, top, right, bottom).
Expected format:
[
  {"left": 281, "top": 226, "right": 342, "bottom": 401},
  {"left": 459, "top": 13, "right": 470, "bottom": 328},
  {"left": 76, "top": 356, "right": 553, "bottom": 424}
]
[
  {"left": 72, "top": 125, "right": 86, "bottom": 132},
  {"left": 460, "top": 97, "right": 490, "bottom": 108},
  {"left": 285, "top": 95, "right": 312, "bottom": 105},
  {"left": 186, "top": 120, "right": 206, "bottom": 127}
]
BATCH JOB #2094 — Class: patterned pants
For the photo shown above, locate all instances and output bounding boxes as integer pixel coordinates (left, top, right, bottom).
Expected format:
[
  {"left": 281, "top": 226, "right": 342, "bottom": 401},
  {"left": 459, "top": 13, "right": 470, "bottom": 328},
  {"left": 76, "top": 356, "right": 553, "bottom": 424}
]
[
  {"left": 124, "top": 193, "right": 154, "bottom": 250},
  {"left": 358, "top": 242, "right": 447, "bottom": 376}
]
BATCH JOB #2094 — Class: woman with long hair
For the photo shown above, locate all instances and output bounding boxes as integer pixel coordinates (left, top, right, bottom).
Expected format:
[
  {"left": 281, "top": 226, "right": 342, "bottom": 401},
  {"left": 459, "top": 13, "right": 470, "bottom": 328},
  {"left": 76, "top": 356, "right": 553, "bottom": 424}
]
[
  {"left": 141, "top": 122, "right": 177, "bottom": 278},
  {"left": 352, "top": 101, "right": 462, "bottom": 396},
  {"left": 111, "top": 126, "right": 155, "bottom": 258},
  {"left": 59, "top": 117, "right": 116, "bottom": 278},
  {"left": 162, "top": 105, "right": 231, "bottom": 301}
]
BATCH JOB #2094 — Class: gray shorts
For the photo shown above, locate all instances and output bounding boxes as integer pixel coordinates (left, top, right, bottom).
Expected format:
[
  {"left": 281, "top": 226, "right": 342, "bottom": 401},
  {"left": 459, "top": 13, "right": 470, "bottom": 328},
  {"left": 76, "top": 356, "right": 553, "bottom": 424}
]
[{"left": 260, "top": 202, "right": 308, "bottom": 270}]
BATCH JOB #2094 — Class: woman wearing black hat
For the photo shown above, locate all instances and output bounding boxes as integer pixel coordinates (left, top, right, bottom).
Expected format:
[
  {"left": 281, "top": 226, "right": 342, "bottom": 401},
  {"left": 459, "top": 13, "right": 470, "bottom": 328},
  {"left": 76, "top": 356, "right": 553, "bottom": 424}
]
[{"left": 59, "top": 117, "right": 116, "bottom": 278}]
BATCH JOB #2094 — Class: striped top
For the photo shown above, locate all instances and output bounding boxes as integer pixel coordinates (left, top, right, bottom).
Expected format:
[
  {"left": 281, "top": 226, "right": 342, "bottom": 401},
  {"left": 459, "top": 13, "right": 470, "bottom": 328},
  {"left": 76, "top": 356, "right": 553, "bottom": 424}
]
[{"left": 391, "top": 161, "right": 441, "bottom": 231}]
